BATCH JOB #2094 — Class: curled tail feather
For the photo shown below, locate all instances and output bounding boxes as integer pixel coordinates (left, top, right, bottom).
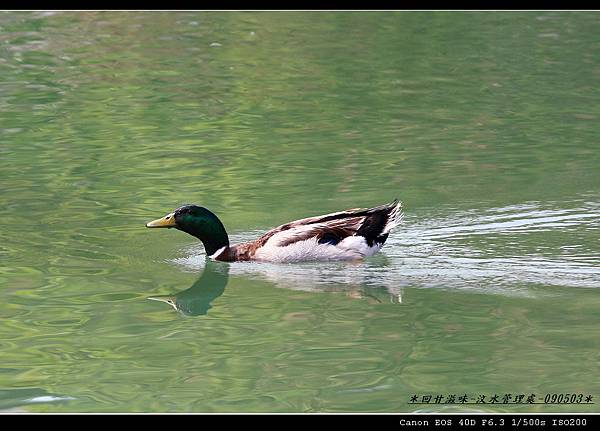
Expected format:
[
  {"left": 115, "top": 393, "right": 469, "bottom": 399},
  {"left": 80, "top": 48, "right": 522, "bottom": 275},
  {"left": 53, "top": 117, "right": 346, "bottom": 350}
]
[
  {"left": 355, "top": 199, "right": 403, "bottom": 246},
  {"left": 382, "top": 199, "right": 403, "bottom": 234}
]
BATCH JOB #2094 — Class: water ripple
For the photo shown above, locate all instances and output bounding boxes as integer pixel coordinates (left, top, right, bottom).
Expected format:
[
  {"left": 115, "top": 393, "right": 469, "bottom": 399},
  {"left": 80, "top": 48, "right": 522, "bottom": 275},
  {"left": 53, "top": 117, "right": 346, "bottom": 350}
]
[{"left": 172, "top": 199, "right": 600, "bottom": 297}]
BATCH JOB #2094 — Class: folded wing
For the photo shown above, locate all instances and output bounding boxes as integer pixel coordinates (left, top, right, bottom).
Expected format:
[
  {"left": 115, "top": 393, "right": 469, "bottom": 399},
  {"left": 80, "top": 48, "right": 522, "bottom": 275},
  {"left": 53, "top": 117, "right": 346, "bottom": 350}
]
[{"left": 258, "top": 199, "right": 402, "bottom": 249}]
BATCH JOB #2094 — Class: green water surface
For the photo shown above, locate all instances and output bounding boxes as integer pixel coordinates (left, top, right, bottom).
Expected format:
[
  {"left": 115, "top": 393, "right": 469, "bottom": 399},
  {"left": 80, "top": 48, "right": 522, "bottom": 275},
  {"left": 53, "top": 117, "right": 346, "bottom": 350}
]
[{"left": 1, "top": 11, "right": 599, "bottom": 412}]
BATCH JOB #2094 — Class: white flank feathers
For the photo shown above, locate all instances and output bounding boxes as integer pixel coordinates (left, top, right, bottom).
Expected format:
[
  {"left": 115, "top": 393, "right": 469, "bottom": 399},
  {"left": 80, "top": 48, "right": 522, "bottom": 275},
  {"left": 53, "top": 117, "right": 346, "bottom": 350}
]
[{"left": 255, "top": 235, "right": 382, "bottom": 263}]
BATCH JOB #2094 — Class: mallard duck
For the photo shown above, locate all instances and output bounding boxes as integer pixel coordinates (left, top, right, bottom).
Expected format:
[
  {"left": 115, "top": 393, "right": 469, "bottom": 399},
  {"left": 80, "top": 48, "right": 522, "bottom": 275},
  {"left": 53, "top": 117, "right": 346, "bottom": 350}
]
[{"left": 145, "top": 199, "right": 402, "bottom": 263}]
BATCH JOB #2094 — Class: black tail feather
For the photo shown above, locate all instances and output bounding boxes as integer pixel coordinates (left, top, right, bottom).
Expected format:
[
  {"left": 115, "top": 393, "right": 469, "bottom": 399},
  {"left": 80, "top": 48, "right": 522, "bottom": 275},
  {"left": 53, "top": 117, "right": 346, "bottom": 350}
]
[{"left": 356, "top": 199, "right": 401, "bottom": 246}]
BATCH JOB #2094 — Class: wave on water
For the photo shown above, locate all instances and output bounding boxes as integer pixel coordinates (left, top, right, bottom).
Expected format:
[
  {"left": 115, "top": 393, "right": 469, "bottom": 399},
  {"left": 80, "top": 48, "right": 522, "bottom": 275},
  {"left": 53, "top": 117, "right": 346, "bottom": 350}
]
[{"left": 170, "top": 198, "right": 600, "bottom": 298}]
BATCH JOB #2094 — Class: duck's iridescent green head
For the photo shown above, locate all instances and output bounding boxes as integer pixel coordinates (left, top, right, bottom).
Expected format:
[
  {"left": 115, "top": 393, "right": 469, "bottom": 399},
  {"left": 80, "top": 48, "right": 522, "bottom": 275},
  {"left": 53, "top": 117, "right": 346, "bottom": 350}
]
[{"left": 146, "top": 204, "right": 229, "bottom": 255}]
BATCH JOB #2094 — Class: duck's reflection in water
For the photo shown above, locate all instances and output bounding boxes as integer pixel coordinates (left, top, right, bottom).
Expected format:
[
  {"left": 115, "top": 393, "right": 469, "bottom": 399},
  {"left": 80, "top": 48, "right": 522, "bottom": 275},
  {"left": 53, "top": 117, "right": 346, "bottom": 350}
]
[
  {"left": 148, "top": 260, "right": 229, "bottom": 316},
  {"left": 151, "top": 256, "right": 402, "bottom": 316},
  {"left": 233, "top": 254, "right": 403, "bottom": 304}
]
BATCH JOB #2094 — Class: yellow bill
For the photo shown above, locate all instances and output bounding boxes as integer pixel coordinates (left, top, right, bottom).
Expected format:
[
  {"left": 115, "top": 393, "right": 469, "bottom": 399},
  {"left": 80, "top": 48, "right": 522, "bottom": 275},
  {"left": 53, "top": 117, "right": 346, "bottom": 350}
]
[{"left": 145, "top": 212, "right": 176, "bottom": 228}]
